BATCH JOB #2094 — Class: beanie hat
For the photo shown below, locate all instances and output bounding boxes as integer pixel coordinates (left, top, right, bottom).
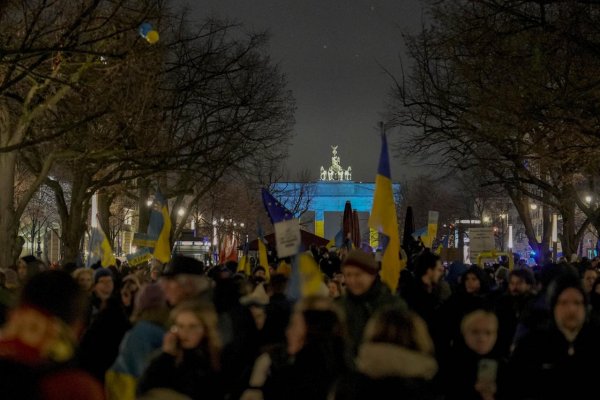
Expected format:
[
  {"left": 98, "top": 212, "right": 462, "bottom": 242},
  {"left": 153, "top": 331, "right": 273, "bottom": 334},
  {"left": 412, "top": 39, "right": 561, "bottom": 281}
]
[
  {"left": 134, "top": 283, "right": 166, "bottom": 314},
  {"left": 94, "top": 268, "right": 113, "bottom": 285},
  {"left": 342, "top": 249, "right": 378, "bottom": 275}
]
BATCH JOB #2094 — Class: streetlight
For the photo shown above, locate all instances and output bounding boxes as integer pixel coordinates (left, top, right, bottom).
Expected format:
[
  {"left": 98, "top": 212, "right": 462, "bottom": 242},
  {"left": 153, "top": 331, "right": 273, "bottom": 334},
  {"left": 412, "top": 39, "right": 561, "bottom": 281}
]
[
  {"left": 146, "top": 199, "right": 153, "bottom": 207},
  {"left": 178, "top": 208, "right": 185, "bottom": 217},
  {"left": 483, "top": 216, "right": 490, "bottom": 223},
  {"left": 585, "top": 195, "right": 593, "bottom": 204},
  {"left": 530, "top": 203, "right": 538, "bottom": 210}
]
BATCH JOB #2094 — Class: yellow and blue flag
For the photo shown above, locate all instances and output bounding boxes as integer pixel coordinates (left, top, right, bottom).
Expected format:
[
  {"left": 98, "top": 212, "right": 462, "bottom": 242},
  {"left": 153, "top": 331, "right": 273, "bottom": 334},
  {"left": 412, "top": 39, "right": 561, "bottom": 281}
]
[
  {"left": 150, "top": 191, "right": 172, "bottom": 263},
  {"left": 326, "top": 229, "right": 344, "bottom": 250},
  {"left": 237, "top": 239, "right": 252, "bottom": 276},
  {"left": 87, "top": 226, "right": 116, "bottom": 268},
  {"left": 257, "top": 223, "right": 270, "bottom": 282},
  {"left": 368, "top": 133, "right": 402, "bottom": 292}
]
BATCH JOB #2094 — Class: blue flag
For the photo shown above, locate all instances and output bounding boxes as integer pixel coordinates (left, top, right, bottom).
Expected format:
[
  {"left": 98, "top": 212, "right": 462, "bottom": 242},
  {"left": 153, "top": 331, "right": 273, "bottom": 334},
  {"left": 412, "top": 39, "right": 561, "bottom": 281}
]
[{"left": 261, "top": 188, "right": 294, "bottom": 224}]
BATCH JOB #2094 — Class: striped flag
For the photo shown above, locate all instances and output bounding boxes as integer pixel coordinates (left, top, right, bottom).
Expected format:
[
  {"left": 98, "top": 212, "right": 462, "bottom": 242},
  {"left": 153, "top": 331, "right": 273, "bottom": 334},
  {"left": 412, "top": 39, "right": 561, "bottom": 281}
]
[{"left": 368, "top": 133, "right": 402, "bottom": 292}]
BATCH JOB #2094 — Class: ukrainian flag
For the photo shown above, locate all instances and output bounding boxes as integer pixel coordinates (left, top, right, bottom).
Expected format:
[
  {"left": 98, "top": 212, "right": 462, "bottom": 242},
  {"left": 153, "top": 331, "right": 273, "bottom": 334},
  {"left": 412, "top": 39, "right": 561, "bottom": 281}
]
[
  {"left": 368, "top": 133, "right": 402, "bottom": 292},
  {"left": 237, "top": 240, "right": 252, "bottom": 276},
  {"left": 152, "top": 191, "right": 172, "bottom": 263},
  {"left": 87, "top": 226, "right": 116, "bottom": 268},
  {"left": 257, "top": 224, "right": 270, "bottom": 282}
]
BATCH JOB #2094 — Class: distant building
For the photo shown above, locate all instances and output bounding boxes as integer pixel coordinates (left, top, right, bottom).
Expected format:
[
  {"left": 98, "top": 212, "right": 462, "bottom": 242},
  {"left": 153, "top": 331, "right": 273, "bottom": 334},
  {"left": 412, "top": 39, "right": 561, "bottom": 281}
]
[{"left": 273, "top": 145, "right": 400, "bottom": 247}]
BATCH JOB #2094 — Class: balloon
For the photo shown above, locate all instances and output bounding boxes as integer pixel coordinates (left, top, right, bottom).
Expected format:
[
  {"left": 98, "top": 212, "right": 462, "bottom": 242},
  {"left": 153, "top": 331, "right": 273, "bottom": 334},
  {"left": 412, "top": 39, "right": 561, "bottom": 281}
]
[
  {"left": 145, "top": 30, "right": 159, "bottom": 44},
  {"left": 139, "top": 22, "right": 152, "bottom": 38}
]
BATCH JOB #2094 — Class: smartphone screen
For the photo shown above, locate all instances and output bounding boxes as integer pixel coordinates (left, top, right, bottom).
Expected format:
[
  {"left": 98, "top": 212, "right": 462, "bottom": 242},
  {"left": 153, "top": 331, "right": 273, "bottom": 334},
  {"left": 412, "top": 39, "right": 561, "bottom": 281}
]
[{"left": 477, "top": 358, "right": 498, "bottom": 383}]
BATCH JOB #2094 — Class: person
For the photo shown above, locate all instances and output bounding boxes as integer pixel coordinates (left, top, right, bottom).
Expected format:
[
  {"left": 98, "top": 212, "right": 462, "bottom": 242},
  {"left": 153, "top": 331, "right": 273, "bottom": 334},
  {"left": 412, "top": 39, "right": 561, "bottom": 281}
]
[
  {"left": 0, "top": 270, "right": 104, "bottom": 399},
  {"left": 332, "top": 307, "right": 438, "bottom": 400},
  {"left": 442, "top": 310, "right": 505, "bottom": 400},
  {"left": 244, "top": 296, "right": 351, "bottom": 400},
  {"left": 138, "top": 301, "right": 223, "bottom": 399},
  {"left": 338, "top": 249, "right": 406, "bottom": 354},
  {"left": 159, "top": 256, "right": 211, "bottom": 307},
  {"left": 79, "top": 268, "right": 131, "bottom": 382},
  {"left": 106, "top": 283, "right": 170, "bottom": 400},
  {"left": 508, "top": 274, "right": 600, "bottom": 399},
  {"left": 401, "top": 249, "right": 446, "bottom": 357},
  {"left": 72, "top": 268, "right": 94, "bottom": 293},
  {"left": 16, "top": 256, "right": 44, "bottom": 286},
  {"left": 581, "top": 266, "right": 598, "bottom": 297},
  {"left": 494, "top": 268, "right": 536, "bottom": 356}
]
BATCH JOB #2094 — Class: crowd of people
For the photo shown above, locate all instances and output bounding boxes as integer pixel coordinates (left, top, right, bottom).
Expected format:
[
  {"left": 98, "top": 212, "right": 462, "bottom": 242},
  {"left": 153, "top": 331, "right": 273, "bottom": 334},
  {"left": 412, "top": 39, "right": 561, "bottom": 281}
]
[{"left": 0, "top": 246, "right": 598, "bottom": 400}]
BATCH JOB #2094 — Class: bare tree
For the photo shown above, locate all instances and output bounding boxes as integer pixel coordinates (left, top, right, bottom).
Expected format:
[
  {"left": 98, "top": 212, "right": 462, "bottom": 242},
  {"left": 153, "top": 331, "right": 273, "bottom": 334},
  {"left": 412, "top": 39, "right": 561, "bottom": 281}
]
[{"left": 389, "top": 0, "right": 600, "bottom": 260}]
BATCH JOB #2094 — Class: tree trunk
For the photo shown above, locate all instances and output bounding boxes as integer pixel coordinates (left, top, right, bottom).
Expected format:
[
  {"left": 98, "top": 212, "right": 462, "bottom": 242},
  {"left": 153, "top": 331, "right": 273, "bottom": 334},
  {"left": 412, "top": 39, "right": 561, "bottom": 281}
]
[{"left": 0, "top": 152, "right": 22, "bottom": 267}]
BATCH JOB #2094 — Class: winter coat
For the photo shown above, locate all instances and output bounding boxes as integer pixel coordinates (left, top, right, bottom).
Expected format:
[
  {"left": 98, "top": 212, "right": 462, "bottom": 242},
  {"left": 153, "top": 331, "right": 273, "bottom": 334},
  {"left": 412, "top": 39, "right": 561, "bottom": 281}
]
[
  {"left": 442, "top": 339, "right": 507, "bottom": 400},
  {"left": 332, "top": 343, "right": 438, "bottom": 400},
  {"left": 262, "top": 339, "right": 349, "bottom": 400},
  {"left": 338, "top": 279, "right": 407, "bottom": 354},
  {"left": 508, "top": 323, "right": 600, "bottom": 400},
  {"left": 138, "top": 349, "right": 223, "bottom": 400}
]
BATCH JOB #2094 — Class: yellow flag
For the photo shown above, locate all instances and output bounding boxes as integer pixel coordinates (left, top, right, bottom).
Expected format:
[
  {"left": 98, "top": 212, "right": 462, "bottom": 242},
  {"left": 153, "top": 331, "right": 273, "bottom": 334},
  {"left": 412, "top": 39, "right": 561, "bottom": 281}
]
[
  {"left": 258, "top": 238, "right": 270, "bottom": 282},
  {"left": 100, "top": 232, "right": 116, "bottom": 268},
  {"left": 368, "top": 133, "right": 402, "bottom": 292},
  {"left": 153, "top": 204, "right": 172, "bottom": 263}
]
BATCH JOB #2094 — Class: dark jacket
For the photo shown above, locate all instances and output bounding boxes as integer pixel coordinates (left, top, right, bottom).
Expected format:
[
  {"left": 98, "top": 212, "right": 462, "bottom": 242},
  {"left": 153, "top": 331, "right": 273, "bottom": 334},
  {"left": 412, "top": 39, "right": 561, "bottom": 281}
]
[
  {"left": 263, "top": 339, "right": 349, "bottom": 400},
  {"left": 508, "top": 323, "right": 600, "bottom": 400},
  {"left": 339, "top": 279, "right": 406, "bottom": 354},
  {"left": 332, "top": 343, "right": 437, "bottom": 400},
  {"left": 138, "top": 349, "right": 223, "bottom": 400},
  {"left": 442, "top": 339, "right": 507, "bottom": 400}
]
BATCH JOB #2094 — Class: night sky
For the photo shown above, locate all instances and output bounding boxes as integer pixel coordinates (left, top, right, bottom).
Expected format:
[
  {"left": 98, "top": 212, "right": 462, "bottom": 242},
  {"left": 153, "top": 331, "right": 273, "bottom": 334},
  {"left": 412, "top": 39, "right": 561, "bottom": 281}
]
[{"left": 191, "top": 0, "right": 424, "bottom": 182}]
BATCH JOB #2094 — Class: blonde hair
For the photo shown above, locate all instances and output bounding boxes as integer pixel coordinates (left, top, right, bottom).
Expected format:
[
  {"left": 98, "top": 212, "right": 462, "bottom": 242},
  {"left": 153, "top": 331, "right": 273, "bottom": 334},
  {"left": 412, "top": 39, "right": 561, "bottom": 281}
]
[
  {"left": 170, "top": 300, "right": 222, "bottom": 371},
  {"left": 364, "top": 307, "right": 435, "bottom": 355},
  {"left": 72, "top": 268, "right": 93, "bottom": 280},
  {"left": 460, "top": 309, "right": 498, "bottom": 336}
]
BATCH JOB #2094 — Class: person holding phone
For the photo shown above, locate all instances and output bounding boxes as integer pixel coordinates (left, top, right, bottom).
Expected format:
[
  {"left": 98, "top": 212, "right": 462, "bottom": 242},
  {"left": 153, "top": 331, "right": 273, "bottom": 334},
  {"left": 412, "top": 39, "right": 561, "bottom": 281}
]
[
  {"left": 442, "top": 309, "right": 504, "bottom": 400},
  {"left": 138, "top": 300, "right": 223, "bottom": 399}
]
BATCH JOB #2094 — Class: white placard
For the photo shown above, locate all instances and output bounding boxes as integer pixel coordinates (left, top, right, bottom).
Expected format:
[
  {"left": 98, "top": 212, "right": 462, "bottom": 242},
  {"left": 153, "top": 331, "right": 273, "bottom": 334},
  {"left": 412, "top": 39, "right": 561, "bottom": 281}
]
[
  {"left": 274, "top": 219, "right": 301, "bottom": 258},
  {"left": 469, "top": 227, "right": 496, "bottom": 263}
]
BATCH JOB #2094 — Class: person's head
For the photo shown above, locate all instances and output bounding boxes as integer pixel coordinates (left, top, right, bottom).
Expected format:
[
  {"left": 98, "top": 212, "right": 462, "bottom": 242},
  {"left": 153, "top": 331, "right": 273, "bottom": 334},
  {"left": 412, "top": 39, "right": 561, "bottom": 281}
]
[
  {"left": 240, "top": 284, "right": 270, "bottom": 330},
  {"left": 582, "top": 267, "right": 598, "bottom": 294},
  {"left": 414, "top": 250, "right": 443, "bottom": 287},
  {"left": 461, "top": 266, "right": 490, "bottom": 295},
  {"left": 169, "top": 301, "right": 221, "bottom": 370},
  {"left": 461, "top": 310, "right": 498, "bottom": 356},
  {"left": 364, "top": 307, "right": 434, "bottom": 355},
  {"left": 121, "top": 275, "right": 141, "bottom": 308},
  {"left": 72, "top": 268, "right": 94, "bottom": 292},
  {"left": 17, "top": 256, "right": 43, "bottom": 283},
  {"left": 508, "top": 268, "right": 535, "bottom": 296},
  {"left": 252, "top": 266, "right": 266, "bottom": 280},
  {"left": 548, "top": 275, "right": 587, "bottom": 336},
  {"left": 150, "top": 262, "right": 163, "bottom": 282},
  {"left": 325, "top": 276, "right": 343, "bottom": 298},
  {"left": 341, "top": 249, "right": 378, "bottom": 296},
  {"left": 93, "top": 268, "right": 114, "bottom": 301},
  {"left": 132, "top": 283, "right": 169, "bottom": 326},
  {"left": 269, "top": 273, "right": 288, "bottom": 295},
  {"left": 19, "top": 270, "right": 89, "bottom": 338},
  {"left": 286, "top": 296, "right": 345, "bottom": 356},
  {"left": 160, "top": 256, "right": 210, "bottom": 306}
]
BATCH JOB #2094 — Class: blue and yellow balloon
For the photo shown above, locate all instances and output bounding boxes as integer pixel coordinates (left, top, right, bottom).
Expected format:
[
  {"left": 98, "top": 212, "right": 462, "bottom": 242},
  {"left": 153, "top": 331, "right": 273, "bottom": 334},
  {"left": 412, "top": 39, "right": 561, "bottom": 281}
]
[{"left": 139, "top": 22, "right": 159, "bottom": 44}]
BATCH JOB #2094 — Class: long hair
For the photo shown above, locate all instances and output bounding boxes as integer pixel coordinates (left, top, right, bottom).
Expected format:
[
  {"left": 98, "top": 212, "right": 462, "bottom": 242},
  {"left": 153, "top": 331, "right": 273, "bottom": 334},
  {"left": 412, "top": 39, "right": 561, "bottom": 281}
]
[
  {"left": 364, "top": 306, "right": 435, "bottom": 355},
  {"left": 170, "top": 300, "right": 222, "bottom": 371}
]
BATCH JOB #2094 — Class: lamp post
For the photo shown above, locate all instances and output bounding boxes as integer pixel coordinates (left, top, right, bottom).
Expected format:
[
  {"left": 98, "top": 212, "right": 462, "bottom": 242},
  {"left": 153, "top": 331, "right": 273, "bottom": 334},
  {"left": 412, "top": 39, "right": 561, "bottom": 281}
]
[{"left": 552, "top": 213, "right": 558, "bottom": 262}]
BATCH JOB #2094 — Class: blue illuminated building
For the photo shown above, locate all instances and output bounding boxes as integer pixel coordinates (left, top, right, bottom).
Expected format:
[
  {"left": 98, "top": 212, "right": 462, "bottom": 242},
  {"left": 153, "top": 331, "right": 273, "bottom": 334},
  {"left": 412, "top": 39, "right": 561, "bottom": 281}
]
[{"left": 272, "top": 146, "right": 400, "bottom": 246}]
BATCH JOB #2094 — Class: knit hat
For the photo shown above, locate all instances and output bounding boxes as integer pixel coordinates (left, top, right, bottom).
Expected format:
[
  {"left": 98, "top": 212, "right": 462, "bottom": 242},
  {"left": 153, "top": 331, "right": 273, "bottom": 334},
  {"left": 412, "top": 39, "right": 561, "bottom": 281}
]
[
  {"left": 94, "top": 268, "right": 113, "bottom": 285},
  {"left": 342, "top": 249, "right": 378, "bottom": 275},
  {"left": 134, "top": 283, "right": 166, "bottom": 313}
]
